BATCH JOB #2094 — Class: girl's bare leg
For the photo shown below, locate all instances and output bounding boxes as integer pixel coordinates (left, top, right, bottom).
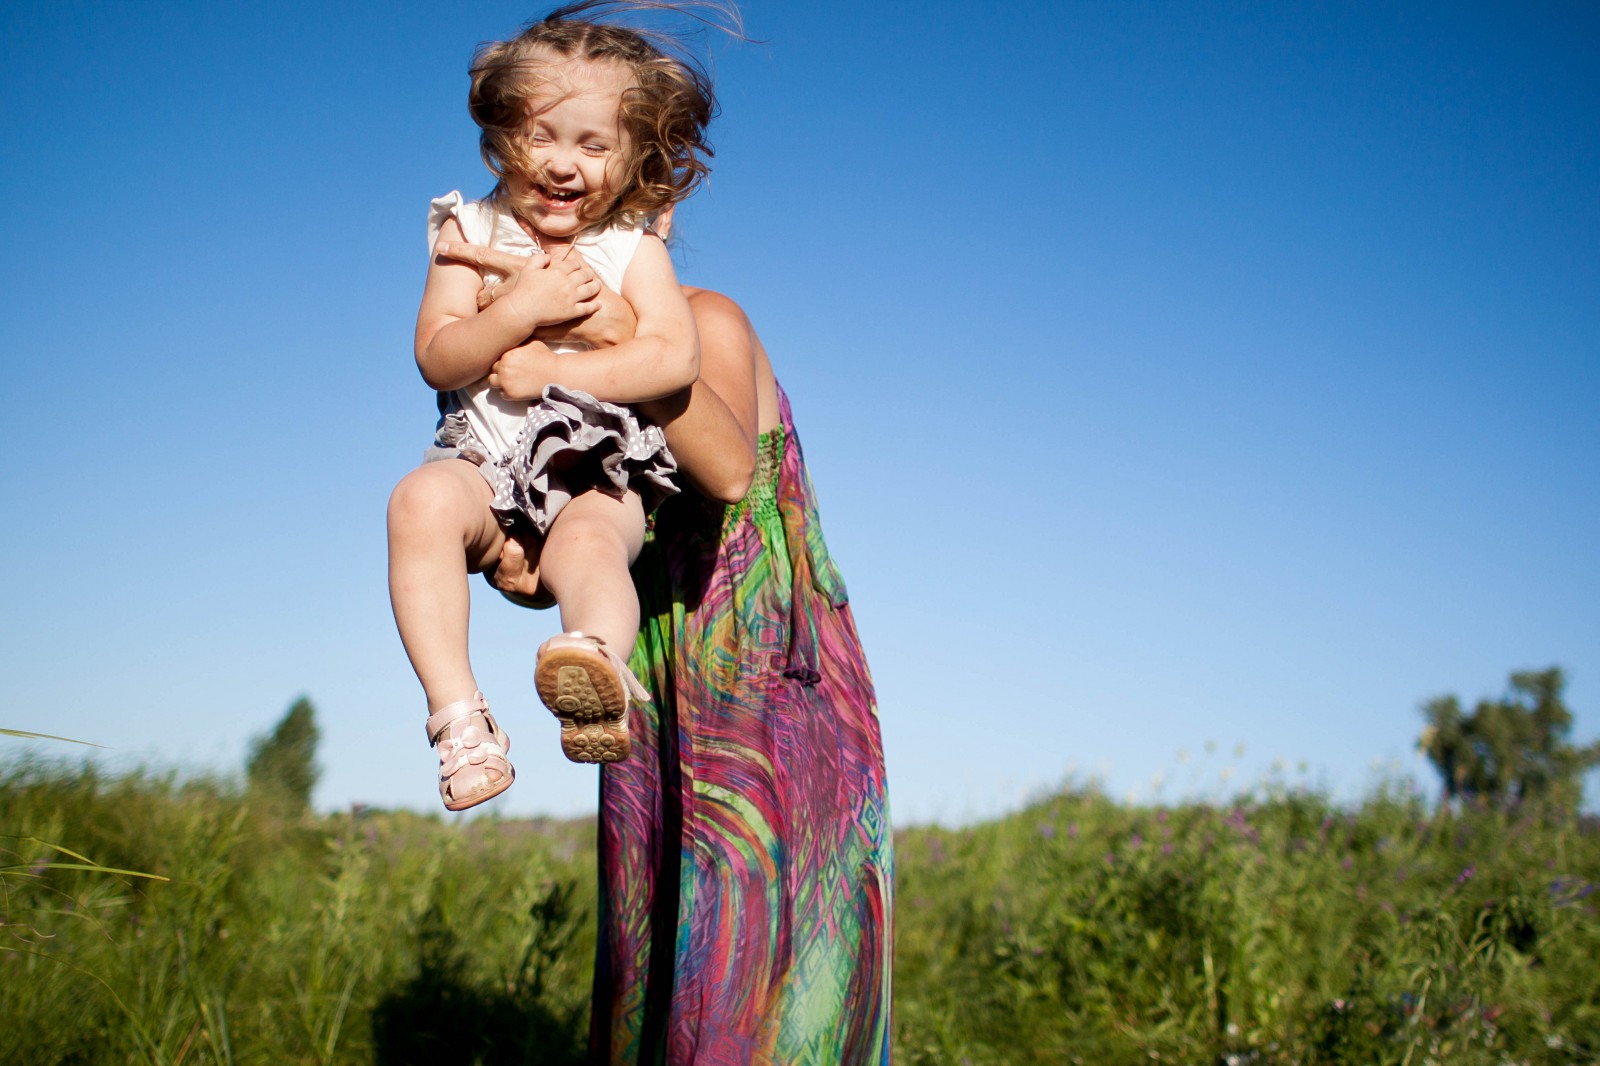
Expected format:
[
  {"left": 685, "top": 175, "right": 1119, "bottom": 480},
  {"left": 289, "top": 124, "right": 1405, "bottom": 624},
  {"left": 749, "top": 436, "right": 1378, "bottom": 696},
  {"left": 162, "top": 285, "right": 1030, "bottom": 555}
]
[
  {"left": 387, "top": 459, "right": 507, "bottom": 712},
  {"left": 536, "top": 489, "right": 647, "bottom": 653}
]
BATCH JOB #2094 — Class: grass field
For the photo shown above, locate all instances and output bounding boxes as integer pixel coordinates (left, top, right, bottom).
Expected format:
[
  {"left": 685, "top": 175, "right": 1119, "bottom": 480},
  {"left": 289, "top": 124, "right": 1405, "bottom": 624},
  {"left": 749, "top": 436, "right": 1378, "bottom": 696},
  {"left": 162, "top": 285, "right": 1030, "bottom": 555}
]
[{"left": 4, "top": 757, "right": 1597, "bottom": 1064}]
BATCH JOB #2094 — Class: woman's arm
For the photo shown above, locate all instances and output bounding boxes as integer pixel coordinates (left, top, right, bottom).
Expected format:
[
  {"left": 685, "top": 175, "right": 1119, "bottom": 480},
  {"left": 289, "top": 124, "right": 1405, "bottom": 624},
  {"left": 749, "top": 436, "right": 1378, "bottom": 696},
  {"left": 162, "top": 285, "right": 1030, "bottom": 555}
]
[
  {"left": 639, "top": 288, "right": 760, "bottom": 503},
  {"left": 415, "top": 221, "right": 602, "bottom": 391}
]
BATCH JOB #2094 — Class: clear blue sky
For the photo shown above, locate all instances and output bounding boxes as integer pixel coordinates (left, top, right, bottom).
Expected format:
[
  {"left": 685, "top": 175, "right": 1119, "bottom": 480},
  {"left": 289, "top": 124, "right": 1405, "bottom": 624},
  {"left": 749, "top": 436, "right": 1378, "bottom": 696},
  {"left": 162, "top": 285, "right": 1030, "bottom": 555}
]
[{"left": 3, "top": 0, "right": 1596, "bottom": 823}]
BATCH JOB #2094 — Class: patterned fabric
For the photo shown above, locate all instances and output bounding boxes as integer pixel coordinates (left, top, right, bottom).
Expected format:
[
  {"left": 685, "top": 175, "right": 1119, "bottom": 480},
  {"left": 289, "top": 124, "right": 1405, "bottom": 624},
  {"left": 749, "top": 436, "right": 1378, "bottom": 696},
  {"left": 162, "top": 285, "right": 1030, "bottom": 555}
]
[{"left": 593, "top": 386, "right": 893, "bottom": 1065}]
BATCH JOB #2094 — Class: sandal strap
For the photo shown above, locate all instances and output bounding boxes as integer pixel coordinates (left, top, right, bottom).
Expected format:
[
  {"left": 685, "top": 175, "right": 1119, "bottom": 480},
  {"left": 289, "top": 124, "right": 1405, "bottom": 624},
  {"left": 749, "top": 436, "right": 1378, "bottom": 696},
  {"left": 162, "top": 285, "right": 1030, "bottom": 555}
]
[
  {"left": 438, "top": 728, "right": 509, "bottom": 776},
  {"left": 603, "top": 645, "right": 651, "bottom": 704},
  {"left": 425, "top": 691, "right": 490, "bottom": 745}
]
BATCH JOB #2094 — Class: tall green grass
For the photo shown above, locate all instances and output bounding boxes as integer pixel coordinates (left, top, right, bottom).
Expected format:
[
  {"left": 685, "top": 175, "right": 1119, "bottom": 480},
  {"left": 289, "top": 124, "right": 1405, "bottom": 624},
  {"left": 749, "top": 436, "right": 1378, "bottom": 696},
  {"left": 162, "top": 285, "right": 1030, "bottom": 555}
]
[
  {"left": 4, "top": 756, "right": 1597, "bottom": 1064},
  {"left": 895, "top": 786, "right": 1600, "bottom": 1065},
  {"left": 1, "top": 758, "right": 595, "bottom": 1064}
]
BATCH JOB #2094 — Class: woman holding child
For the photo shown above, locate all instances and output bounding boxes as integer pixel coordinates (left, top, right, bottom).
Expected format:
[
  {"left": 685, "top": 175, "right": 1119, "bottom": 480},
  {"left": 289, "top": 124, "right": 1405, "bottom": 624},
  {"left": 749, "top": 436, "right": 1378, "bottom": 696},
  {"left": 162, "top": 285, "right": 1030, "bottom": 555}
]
[
  {"left": 441, "top": 223, "right": 894, "bottom": 1062},
  {"left": 402, "top": 4, "right": 892, "bottom": 1060}
]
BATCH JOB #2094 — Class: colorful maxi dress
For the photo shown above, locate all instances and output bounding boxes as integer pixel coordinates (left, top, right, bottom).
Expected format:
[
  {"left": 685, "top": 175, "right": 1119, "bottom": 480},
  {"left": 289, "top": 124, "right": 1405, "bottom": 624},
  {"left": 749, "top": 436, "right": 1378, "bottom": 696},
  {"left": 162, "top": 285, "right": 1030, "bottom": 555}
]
[{"left": 593, "top": 386, "right": 893, "bottom": 1065}]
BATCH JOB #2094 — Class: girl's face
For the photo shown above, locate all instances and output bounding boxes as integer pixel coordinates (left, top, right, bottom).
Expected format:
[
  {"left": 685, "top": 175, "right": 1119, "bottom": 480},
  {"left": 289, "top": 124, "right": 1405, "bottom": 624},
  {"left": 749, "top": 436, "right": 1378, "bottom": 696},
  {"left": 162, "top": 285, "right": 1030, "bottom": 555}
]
[{"left": 511, "top": 57, "right": 633, "bottom": 243}]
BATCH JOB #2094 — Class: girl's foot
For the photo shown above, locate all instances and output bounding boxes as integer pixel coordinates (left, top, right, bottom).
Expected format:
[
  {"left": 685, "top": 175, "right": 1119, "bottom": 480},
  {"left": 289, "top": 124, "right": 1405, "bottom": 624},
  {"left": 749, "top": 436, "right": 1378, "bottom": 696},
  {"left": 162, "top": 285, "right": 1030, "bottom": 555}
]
[
  {"left": 534, "top": 633, "right": 648, "bottom": 764},
  {"left": 426, "top": 692, "right": 515, "bottom": 811}
]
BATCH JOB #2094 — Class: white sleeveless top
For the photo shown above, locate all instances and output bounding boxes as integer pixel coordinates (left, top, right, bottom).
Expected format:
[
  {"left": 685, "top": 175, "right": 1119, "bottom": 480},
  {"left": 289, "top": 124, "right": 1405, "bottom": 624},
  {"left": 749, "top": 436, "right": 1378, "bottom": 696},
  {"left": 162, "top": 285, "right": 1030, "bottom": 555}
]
[{"left": 426, "top": 191, "right": 647, "bottom": 460}]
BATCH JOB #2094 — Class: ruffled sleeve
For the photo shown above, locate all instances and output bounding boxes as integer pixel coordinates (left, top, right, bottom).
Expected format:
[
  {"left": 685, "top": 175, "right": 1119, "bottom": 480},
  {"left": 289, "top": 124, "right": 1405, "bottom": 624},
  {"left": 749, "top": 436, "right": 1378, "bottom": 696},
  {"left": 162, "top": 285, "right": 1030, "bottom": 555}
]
[
  {"left": 426, "top": 192, "right": 539, "bottom": 285},
  {"left": 427, "top": 191, "right": 468, "bottom": 253}
]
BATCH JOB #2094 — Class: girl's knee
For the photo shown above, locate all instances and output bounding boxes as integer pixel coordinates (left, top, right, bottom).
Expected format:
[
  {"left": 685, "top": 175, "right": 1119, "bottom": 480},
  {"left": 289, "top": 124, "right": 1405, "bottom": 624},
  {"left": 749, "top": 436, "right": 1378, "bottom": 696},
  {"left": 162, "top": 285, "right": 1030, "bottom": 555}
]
[{"left": 388, "top": 464, "right": 479, "bottom": 531}]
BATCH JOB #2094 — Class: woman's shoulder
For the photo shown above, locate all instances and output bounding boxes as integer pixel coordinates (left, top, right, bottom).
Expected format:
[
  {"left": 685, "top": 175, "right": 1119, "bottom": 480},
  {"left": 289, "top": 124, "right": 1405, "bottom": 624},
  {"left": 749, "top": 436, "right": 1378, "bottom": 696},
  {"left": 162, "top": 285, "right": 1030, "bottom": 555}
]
[{"left": 682, "top": 287, "right": 752, "bottom": 327}]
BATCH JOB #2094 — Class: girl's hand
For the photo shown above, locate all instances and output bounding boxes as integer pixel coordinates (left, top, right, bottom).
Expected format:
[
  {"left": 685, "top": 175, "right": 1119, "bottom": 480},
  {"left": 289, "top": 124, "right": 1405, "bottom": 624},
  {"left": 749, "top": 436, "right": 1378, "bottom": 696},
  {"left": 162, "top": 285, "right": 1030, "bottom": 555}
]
[{"left": 487, "top": 339, "right": 557, "bottom": 401}]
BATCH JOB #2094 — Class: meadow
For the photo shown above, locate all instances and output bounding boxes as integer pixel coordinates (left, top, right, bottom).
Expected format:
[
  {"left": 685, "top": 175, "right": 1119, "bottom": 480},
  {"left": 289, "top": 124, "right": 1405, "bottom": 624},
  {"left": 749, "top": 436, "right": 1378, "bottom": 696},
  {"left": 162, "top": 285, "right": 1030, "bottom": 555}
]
[{"left": 3, "top": 757, "right": 1598, "bottom": 1065}]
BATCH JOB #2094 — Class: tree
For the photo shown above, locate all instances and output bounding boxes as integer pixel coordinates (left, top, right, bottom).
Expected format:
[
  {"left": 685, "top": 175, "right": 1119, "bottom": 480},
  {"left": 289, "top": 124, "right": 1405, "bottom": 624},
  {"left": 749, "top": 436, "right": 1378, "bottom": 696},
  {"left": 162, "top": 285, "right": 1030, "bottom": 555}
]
[
  {"left": 1419, "top": 667, "right": 1600, "bottom": 810},
  {"left": 246, "top": 696, "right": 321, "bottom": 813}
]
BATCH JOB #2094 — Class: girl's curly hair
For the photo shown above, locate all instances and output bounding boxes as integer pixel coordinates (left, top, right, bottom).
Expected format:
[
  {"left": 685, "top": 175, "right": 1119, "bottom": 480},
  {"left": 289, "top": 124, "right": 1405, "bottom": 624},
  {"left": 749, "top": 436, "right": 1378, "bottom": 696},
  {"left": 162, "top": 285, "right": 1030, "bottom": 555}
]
[{"left": 469, "top": 1, "right": 732, "bottom": 233}]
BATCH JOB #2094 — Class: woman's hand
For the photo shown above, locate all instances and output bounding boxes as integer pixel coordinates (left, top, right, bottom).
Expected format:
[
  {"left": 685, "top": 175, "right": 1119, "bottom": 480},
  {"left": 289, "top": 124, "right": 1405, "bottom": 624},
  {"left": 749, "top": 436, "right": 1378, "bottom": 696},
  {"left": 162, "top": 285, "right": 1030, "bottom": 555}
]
[
  {"left": 535, "top": 282, "right": 639, "bottom": 348},
  {"left": 487, "top": 532, "right": 549, "bottom": 607},
  {"left": 487, "top": 339, "right": 557, "bottom": 401},
  {"left": 435, "top": 239, "right": 601, "bottom": 331},
  {"left": 440, "top": 238, "right": 636, "bottom": 346}
]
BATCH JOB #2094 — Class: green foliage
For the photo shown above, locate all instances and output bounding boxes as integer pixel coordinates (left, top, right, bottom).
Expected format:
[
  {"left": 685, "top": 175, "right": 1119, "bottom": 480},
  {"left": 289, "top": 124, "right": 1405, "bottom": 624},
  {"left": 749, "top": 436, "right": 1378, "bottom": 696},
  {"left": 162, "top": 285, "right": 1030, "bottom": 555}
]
[
  {"left": 893, "top": 785, "right": 1600, "bottom": 1065},
  {"left": 1, "top": 759, "right": 594, "bottom": 1064},
  {"left": 245, "top": 696, "right": 321, "bottom": 814},
  {"left": 1420, "top": 667, "right": 1600, "bottom": 811},
  {"left": 4, "top": 757, "right": 1598, "bottom": 1063}
]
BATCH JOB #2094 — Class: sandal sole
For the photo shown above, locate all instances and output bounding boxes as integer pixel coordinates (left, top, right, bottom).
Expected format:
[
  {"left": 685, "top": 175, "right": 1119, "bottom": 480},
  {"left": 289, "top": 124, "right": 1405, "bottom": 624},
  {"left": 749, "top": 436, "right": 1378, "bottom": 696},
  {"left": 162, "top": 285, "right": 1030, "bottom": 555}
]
[
  {"left": 442, "top": 769, "right": 515, "bottom": 812},
  {"left": 535, "top": 648, "right": 631, "bottom": 764}
]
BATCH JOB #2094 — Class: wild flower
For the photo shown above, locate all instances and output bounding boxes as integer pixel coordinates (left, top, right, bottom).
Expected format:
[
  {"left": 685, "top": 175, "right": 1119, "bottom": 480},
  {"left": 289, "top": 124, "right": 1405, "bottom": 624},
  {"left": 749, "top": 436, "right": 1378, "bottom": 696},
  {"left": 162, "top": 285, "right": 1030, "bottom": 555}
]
[{"left": 1549, "top": 877, "right": 1596, "bottom": 907}]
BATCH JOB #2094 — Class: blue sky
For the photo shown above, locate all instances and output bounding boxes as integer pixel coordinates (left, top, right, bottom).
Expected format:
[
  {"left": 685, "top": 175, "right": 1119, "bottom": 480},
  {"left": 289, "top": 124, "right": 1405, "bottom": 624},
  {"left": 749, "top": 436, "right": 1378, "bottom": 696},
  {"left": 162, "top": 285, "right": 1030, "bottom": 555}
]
[{"left": 2, "top": 0, "right": 1596, "bottom": 823}]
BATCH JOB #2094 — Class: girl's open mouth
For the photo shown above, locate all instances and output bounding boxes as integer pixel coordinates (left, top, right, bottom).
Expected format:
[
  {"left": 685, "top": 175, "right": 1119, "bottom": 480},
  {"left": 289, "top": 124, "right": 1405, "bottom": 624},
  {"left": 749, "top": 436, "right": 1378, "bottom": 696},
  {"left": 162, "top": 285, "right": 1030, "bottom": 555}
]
[{"left": 536, "top": 184, "right": 585, "bottom": 207}]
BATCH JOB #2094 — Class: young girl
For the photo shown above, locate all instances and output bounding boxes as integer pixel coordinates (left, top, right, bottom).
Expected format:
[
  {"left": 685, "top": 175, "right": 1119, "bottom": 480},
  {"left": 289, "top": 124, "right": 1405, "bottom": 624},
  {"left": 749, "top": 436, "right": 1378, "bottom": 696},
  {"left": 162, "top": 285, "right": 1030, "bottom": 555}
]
[{"left": 388, "top": 3, "right": 715, "bottom": 810}]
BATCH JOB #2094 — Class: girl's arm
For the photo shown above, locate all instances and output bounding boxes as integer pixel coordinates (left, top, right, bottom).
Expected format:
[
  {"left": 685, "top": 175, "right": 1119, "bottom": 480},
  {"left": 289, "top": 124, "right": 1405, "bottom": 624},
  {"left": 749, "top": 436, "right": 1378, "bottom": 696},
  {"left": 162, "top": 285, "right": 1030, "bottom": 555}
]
[
  {"left": 415, "top": 218, "right": 601, "bottom": 392},
  {"left": 485, "top": 235, "right": 700, "bottom": 404},
  {"left": 431, "top": 239, "right": 757, "bottom": 499}
]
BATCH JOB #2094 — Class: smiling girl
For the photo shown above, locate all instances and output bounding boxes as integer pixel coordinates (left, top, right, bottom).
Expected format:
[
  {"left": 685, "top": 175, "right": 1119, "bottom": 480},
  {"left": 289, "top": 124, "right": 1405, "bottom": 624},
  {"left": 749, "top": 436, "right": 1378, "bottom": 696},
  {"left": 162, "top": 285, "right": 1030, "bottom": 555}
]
[{"left": 387, "top": 4, "right": 715, "bottom": 809}]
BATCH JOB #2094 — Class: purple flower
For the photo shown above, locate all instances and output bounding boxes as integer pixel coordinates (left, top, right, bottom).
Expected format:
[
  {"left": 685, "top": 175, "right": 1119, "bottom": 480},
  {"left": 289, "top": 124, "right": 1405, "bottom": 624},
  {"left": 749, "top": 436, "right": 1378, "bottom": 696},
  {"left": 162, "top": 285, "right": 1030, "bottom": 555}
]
[
  {"left": 1038, "top": 822, "right": 1056, "bottom": 839},
  {"left": 1550, "top": 878, "right": 1598, "bottom": 907},
  {"left": 1130, "top": 833, "right": 1143, "bottom": 849},
  {"left": 1067, "top": 822, "right": 1080, "bottom": 839},
  {"left": 1455, "top": 864, "right": 1476, "bottom": 886}
]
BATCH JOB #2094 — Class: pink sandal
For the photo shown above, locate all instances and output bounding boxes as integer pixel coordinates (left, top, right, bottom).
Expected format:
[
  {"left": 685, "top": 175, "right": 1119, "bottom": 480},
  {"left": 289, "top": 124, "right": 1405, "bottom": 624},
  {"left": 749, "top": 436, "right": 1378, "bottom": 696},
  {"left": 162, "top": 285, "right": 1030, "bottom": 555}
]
[
  {"left": 425, "top": 692, "right": 514, "bottom": 811},
  {"left": 535, "top": 633, "right": 649, "bottom": 764}
]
